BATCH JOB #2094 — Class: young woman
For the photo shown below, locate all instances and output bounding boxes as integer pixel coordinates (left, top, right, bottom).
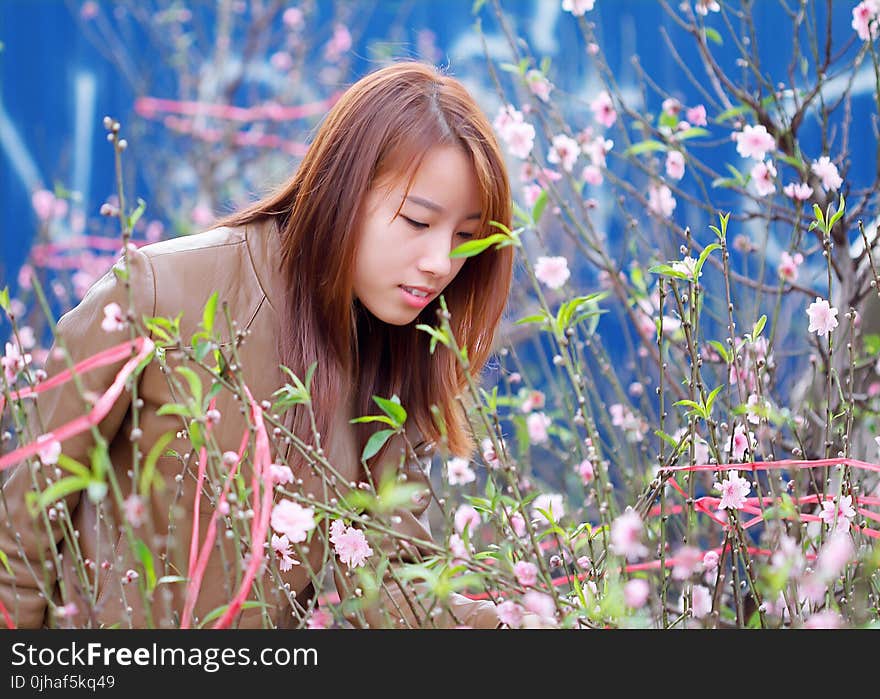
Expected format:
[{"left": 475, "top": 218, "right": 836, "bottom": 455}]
[{"left": 0, "top": 61, "right": 514, "bottom": 629}]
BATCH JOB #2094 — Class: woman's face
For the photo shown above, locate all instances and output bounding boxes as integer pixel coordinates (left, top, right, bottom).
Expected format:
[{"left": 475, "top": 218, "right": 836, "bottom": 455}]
[{"left": 353, "top": 144, "right": 482, "bottom": 326}]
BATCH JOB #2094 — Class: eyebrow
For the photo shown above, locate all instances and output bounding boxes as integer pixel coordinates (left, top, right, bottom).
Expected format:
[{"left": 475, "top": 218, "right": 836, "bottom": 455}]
[{"left": 405, "top": 194, "right": 481, "bottom": 220}]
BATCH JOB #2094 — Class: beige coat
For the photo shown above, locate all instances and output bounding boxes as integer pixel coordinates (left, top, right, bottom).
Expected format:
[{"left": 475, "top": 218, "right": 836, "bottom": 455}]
[{"left": 0, "top": 220, "right": 499, "bottom": 629}]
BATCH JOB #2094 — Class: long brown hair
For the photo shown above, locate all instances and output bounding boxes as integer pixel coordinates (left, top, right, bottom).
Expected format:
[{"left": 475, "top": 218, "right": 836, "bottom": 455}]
[{"left": 216, "top": 61, "right": 513, "bottom": 471}]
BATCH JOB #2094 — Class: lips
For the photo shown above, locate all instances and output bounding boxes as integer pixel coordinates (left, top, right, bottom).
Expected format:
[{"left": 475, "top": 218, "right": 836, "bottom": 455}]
[{"left": 400, "top": 285, "right": 430, "bottom": 298}]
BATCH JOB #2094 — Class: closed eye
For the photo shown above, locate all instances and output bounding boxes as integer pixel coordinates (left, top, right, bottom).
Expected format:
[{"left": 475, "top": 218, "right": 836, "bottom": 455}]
[
  {"left": 402, "top": 215, "right": 429, "bottom": 229},
  {"left": 457, "top": 232, "right": 474, "bottom": 239}
]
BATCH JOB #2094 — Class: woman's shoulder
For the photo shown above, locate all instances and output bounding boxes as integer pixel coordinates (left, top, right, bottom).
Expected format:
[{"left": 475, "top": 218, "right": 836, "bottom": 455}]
[{"left": 132, "top": 223, "right": 272, "bottom": 337}]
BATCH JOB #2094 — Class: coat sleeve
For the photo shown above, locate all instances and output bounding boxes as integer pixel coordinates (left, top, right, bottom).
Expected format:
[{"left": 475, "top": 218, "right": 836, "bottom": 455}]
[
  {"left": 0, "top": 250, "right": 155, "bottom": 628},
  {"left": 333, "top": 434, "right": 500, "bottom": 629}
]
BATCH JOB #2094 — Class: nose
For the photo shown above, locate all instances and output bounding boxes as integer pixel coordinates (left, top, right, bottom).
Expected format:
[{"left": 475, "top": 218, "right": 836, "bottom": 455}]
[{"left": 417, "top": 231, "right": 453, "bottom": 278}]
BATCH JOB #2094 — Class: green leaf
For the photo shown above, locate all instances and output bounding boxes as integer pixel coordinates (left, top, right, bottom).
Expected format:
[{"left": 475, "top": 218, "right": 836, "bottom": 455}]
[
  {"left": 188, "top": 421, "right": 204, "bottom": 451},
  {"left": 752, "top": 314, "right": 767, "bottom": 339},
  {"left": 198, "top": 600, "right": 268, "bottom": 628},
  {"left": 655, "top": 429, "right": 681, "bottom": 448},
  {"left": 649, "top": 263, "right": 688, "bottom": 279},
  {"left": 704, "top": 27, "right": 723, "bottom": 45},
  {"left": 472, "top": 0, "right": 487, "bottom": 13},
  {"left": 126, "top": 198, "right": 147, "bottom": 231},
  {"left": 829, "top": 193, "right": 846, "bottom": 228},
  {"left": 155, "top": 402, "right": 192, "bottom": 418},
  {"left": 361, "top": 429, "right": 395, "bottom": 462},
  {"left": 450, "top": 233, "right": 509, "bottom": 259},
  {"left": 716, "top": 104, "right": 751, "bottom": 123},
  {"left": 0, "top": 286, "right": 10, "bottom": 314},
  {"left": 349, "top": 415, "right": 396, "bottom": 426},
  {"left": 0, "top": 549, "right": 12, "bottom": 576},
  {"left": 624, "top": 139, "right": 667, "bottom": 156},
  {"left": 36, "top": 476, "right": 90, "bottom": 510},
  {"left": 531, "top": 189, "right": 548, "bottom": 224},
  {"left": 777, "top": 153, "right": 805, "bottom": 170},
  {"left": 372, "top": 395, "right": 407, "bottom": 427},
  {"left": 56, "top": 453, "right": 91, "bottom": 480},
  {"left": 175, "top": 366, "right": 203, "bottom": 407},
  {"left": 202, "top": 291, "right": 218, "bottom": 336},
  {"left": 708, "top": 340, "right": 731, "bottom": 364},
  {"left": 134, "top": 539, "right": 157, "bottom": 592},
  {"left": 139, "top": 431, "right": 175, "bottom": 497},
  {"left": 676, "top": 127, "right": 711, "bottom": 141},
  {"left": 156, "top": 575, "right": 188, "bottom": 586},
  {"left": 416, "top": 324, "right": 449, "bottom": 353},
  {"left": 514, "top": 313, "right": 549, "bottom": 327},
  {"left": 704, "top": 385, "right": 724, "bottom": 417},
  {"left": 695, "top": 242, "right": 721, "bottom": 278}
]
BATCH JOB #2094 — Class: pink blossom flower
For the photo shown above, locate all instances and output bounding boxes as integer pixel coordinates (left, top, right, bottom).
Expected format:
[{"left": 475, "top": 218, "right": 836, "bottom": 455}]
[
  {"left": 481, "top": 437, "right": 502, "bottom": 469},
  {"left": 581, "top": 164, "right": 603, "bottom": 185},
  {"left": 852, "top": 1, "right": 880, "bottom": 41},
  {"left": 547, "top": 134, "right": 581, "bottom": 173},
  {"left": 123, "top": 494, "right": 145, "bottom": 528},
  {"left": 282, "top": 7, "right": 304, "bottom": 29},
  {"left": 750, "top": 160, "right": 777, "bottom": 197},
  {"left": 446, "top": 457, "right": 476, "bottom": 486},
  {"left": 55, "top": 601, "right": 79, "bottom": 619},
  {"left": 521, "top": 389, "right": 546, "bottom": 413},
  {"left": 329, "top": 518, "right": 346, "bottom": 544},
  {"left": 270, "top": 51, "right": 293, "bottom": 71},
  {"left": 804, "top": 610, "right": 844, "bottom": 629},
  {"left": 745, "top": 393, "right": 770, "bottom": 425},
  {"left": 526, "top": 70, "right": 553, "bottom": 102},
  {"left": 783, "top": 181, "right": 813, "bottom": 201},
  {"left": 268, "top": 463, "right": 294, "bottom": 486},
  {"left": 624, "top": 579, "right": 650, "bottom": 608},
  {"left": 590, "top": 90, "right": 617, "bottom": 128},
  {"left": 686, "top": 104, "right": 707, "bottom": 126},
  {"left": 577, "top": 555, "right": 591, "bottom": 570},
  {"left": 497, "top": 600, "right": 524, "bottom": 628},
  {"left": 702, "top": 550, "right": 719, "bottom": 572},
  {"left": 521, "top": 591, "right": 557, "bottom": 627},
  {"left": 587, "top": 42, "right": 600, "bottom": 55},
  {"left": 810, "top": 156, "right": 843, "bottom": 191},
  {"left": 514, "top": 560, "right": 539, "bottom": 587},
  {"left": 31, "top": 189, "right": 57, "bottom": 221},
  {"left": 2, "top": 341, "right": 32, "bottom": 383},
  {"left": 448, "top": 532, "right": 471, "bottom": 564},
  {"left": 145, "top": 220, "right": 164, "bottom": 242},
  {"left": 36, "top": 435, "right": 61, "bottom": 466},
  {"left": 665, "top": 151, "right": 685, "bottom": 180},
  {"left": 271, "top": 533, "right": 299, "bottom": 572},
  {"left": 577, "top": 459, "right": 595, "bottom": 485},
  {"left": 778, "top": 251, "right": 804, "bottom": 282},
  {"left": 820, "top": 495, "right": 857, "bottom": 533},
  {"left": 694, "top": 0, "right": 721, "bottom": 15},
  {"left": 531, "top": 493, "right": 564, "bottom": 525},
  {"left": 725, "top": 424, "right": 753, "bottom": 462},
  {"left": 306, "top": 608, "right": 332, "bottom": 629},
  {"left": 522, "top": 184, "right": 543, "bottom": 208},
  {"left": 562, "top": 0, "right": 595, "bottom": 16},
  {"left": 685, "top": 585, "right": 713, "bottom": 619},
  {"left": 509, "top": 511, "right": 527, "bottom": 537},
  {"left": 191, "top": 204, "right": 214, "bottom": 227},
  {"left": 506, "top": 121, "right": 537, "bottom": 159},
  {"left": 734, "top": 124, "right": 776, "bottom": 160},
  {"left": 323, "top": 24, "right": 352, "bottom": 61},
  {"left": 816, "top": 531, "right": 854, "bottom": 582},
  {"left": 671, "top": 546, "right": 704, "bottom": 580},
  {"left": 270, "top": 499, "right": 316, "bottom": 543},
  {"left": 80, "top": 2, "right": 99, "bottom": 20},
  {"left": 648, "top": 183, "right": 676, "bottom": 218},
  {"left": 713, "top": 469, "right": 751, "bottom": 510},
  {"left": 454, "top": 504, "right": 481, "bottom": 534},
  {"left": 609, "top": 509, "right": 648, "bottom": 561},
  {"left": 582, "top": 136, "right": 614, "bottom": 167},
  {"left": 662, "top": 98, "right": 682, "bottom": 117},
  {"left": 526, "top": 412, "right": 552, "bottom": 445},
  {"left": 333, "top": 526, "right": 373, "bottom": 568},
  {"left": 16, "top": 327, "right": 35, "bottom": 350},
  {"left": 534, "top": 256, "right": 571, "bottom": 290},
  {"left": 101, "top": 302, "right": 126, "bottom": 333},
  {"left": 806, "top": 297, "right": 839, "bottom": 337}
]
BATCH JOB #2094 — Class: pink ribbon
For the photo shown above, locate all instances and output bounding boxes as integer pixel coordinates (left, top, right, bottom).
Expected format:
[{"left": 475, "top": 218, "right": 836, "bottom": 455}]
[{"left": 0, "top": 337, "right": 154, "bottom": 472}]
